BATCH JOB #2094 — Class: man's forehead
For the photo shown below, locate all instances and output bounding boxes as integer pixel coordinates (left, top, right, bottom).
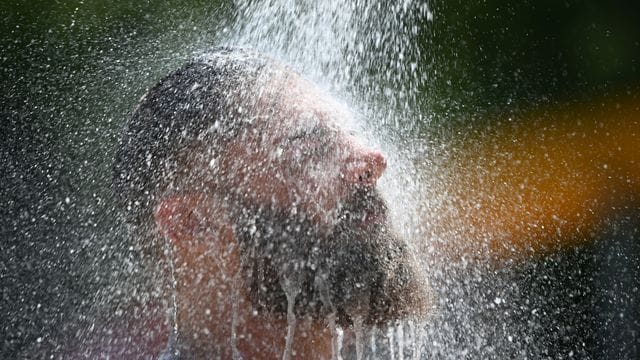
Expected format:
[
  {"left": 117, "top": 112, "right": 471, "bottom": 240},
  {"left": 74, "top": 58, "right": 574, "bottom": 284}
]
[{"left": 263, "top": 72, "right": 357, "bottom": 135}]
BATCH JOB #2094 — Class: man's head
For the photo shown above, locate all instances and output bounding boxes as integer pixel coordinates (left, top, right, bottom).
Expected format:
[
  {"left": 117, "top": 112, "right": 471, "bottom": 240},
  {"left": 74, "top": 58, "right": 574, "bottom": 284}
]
[{"left": 114, "top": 48, "right": 429, "bottom": 327}]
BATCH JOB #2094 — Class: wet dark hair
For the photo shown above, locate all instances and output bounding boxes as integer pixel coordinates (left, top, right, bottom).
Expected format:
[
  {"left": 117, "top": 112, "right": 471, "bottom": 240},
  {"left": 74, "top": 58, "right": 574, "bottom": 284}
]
[{"left": 113, "top": 48, "right": 269, "bottom": 234}]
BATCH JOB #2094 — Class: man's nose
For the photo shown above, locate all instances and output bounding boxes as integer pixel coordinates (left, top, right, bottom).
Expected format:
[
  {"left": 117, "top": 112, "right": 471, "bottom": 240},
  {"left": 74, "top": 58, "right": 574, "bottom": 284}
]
[{"left": 343, "top": 146, "right": 387, "bottom": 187}]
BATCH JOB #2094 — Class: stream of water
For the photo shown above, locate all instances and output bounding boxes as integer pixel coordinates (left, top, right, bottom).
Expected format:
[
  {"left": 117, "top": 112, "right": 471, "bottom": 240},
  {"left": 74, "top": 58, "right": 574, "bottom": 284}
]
[
  {"left": 228, "top": 1, "right": 436, "bottom": 358},
  {"left": 6, "top": 0, "right": 640, "bottom": 358}
]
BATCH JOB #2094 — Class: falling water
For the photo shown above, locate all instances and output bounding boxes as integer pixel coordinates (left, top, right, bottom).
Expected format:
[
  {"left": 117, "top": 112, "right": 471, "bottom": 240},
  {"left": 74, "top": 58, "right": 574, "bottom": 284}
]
[
  {"left": 163, "top": 235, "right": 180, "bottom": 358},
  {"left": 8, "top": 0, "right": 636, "bottom": 359},
  {"left": 0, "top": 0, "right": 495, "bottom": 357},
  {"left": 227, "top": 0, "right": 434, "bottom": 358},
  {"left": 231, "top": 272, "right": 242, "bottom": 360},
  {"left": 409, "top": 320, "right": 421, "bottom": 360},
  {"left": 280, "top": 274, "right": 301, "bottom": 360},
  {"left": 2, "top": 0, "right": 439, "bottom": 354},
  {"left": 369, "top": 328, "right": 377, "bottom": 358},
  {"left": 387, "top": 326, "right": 396, "bottom": 360},
  {"left": 231, "top": 0, "right": 432, "bottom": 122},
  {"left": 328, "top": 313, "right": 341, "bottom": 360},
  {"left": 352, "top": 315, "right": 365, "bottom": 360}
]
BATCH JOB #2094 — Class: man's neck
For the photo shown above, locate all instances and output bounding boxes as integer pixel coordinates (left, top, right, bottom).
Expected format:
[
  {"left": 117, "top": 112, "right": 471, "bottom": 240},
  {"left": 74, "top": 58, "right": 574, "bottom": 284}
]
[{"left": 173, "top": 242, "right": 333, "bottom": 358}]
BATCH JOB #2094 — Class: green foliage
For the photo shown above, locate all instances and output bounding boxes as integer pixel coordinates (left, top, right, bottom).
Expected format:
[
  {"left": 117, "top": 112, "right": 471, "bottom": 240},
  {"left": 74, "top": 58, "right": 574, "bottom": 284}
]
[{"left": 419, "top": 0, "right": 640, "bottom": 121}]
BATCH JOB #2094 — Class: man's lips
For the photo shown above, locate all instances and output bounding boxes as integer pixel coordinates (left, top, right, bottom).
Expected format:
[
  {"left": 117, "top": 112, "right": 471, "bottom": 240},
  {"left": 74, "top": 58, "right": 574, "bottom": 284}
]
[
  {"left": 335, "top": 187, "right": 388, "bottom": 229},
  {"left": 356, "top": 193, "right": 388, "bottom": 229},
  {"left": 361, "top": 206, "right": 384, "bottom": 227}
]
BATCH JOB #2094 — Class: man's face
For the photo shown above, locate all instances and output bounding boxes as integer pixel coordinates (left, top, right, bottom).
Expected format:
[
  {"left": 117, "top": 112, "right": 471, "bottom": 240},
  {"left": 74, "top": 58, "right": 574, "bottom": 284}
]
[
  {"left": 221, "top": 72, "right": 387, "bottom": 232},
  {"left": 217, "top": 71, "right": 428, "bottom": 325}
]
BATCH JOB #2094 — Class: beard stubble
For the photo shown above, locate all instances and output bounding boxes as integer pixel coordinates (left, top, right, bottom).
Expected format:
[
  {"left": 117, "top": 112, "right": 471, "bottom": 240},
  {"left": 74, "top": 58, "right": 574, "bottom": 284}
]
[{"left": 232, "top": 187, "right": 430, "bottom": 326}]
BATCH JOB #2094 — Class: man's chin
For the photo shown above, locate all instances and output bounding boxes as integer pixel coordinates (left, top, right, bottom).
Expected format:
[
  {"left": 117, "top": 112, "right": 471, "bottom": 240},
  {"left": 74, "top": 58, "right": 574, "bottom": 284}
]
[
  {"left": 323, "top": 218, "right": 431, "bottom": 326},
  {"left": 235, "top": 190, "right": 431, "bottom": 327},
  {"left": 334, "top": 187, "right": 388, "bottom": 230}
]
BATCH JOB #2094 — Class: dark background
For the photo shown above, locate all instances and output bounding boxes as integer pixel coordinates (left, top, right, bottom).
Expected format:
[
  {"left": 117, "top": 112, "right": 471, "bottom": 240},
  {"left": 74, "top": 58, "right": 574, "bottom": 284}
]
[{"left": 2, "top": 0, "right": 639, "bottom": 358}]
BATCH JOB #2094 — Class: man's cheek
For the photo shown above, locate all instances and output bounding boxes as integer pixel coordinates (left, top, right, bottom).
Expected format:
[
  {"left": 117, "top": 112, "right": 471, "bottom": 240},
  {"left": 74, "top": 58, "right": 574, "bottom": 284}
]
[
  {"left": 288, "top": 163, "right": 345, "bottom": 222},
  {"left": 310, "top": 158, "right": 347, "bottom": 196}
]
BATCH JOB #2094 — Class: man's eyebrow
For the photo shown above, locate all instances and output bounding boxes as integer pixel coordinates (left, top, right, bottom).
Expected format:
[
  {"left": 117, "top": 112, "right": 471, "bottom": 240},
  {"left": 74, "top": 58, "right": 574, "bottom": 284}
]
[{"left": 288, "top": 125, "right": 327, "bottom": 141}]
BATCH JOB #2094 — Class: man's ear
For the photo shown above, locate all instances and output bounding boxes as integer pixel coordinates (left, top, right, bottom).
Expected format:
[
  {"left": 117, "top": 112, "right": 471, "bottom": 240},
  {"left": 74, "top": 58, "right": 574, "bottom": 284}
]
[
  {"left": 155, "top": 192, "right": 235, "bottom": 254},
  {"left": 154, "top": 193, "right": 204, "bottom": 245}
]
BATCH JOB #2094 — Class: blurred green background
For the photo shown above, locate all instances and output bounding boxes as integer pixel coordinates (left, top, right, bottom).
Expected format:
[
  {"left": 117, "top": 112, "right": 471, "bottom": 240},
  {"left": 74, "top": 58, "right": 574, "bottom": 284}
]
[
  {"left": 4, "top": 0, "right": 639, "bottom": 126},
  {"left": 1, "top": 0, "right": 639, "bottom": 358},
  {"left": 422, "top": 0, "right": 640, "bottom": 126}
]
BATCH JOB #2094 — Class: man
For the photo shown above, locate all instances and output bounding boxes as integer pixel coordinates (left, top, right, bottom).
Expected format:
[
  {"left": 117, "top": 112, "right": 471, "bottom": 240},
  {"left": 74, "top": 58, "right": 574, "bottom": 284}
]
[{"left": 106, "top": 48, "right": 429, "bottom": 358}]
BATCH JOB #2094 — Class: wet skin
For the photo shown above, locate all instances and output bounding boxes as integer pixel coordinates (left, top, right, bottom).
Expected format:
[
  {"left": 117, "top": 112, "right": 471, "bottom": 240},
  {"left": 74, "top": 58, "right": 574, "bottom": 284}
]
[
  {"left": 155, "top": 70, "right": 428, "bottom": 358},
  {"left": 222, "top": 73, "right": 387, "bottom": 232}
]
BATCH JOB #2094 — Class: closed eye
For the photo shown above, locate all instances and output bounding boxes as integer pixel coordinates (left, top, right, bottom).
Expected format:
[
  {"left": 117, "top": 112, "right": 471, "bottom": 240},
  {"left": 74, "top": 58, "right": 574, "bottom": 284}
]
[
  {"left": 287, "top": 125, "right": 329, "bottom": 144},
  {"left": 283, "top": 126, "right": 336, "bottom": 159}
]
